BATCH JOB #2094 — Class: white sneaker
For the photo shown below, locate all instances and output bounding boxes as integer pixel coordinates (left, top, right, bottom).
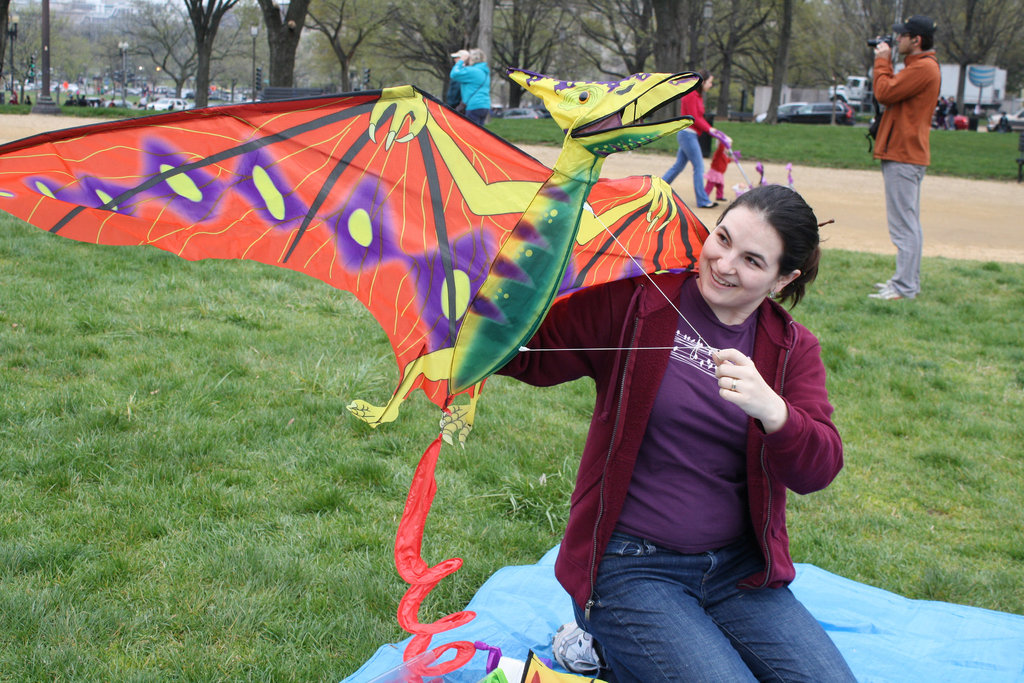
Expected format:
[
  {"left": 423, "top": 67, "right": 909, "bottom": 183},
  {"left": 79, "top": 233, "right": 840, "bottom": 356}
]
[
  {"left": 868, "top": 284, "right": 904, "bottom": 300},
  {"left": 552, "top": 622, "right": 603, "bottom": 675},
  {"left": 874, "top": 281, "right": 889, "bottom": 290}
]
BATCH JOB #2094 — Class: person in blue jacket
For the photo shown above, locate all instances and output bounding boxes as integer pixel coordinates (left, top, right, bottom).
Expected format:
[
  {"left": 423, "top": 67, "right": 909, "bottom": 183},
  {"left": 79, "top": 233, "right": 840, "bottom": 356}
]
[{"left": 450, "top": 48, "right": 492, "bottom": 126}]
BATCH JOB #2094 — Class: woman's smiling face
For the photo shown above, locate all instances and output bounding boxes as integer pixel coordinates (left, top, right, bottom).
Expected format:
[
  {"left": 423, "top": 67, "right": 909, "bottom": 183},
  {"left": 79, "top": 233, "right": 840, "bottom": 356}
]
[{"left": 697, "top": 205, "right": 800, "bottom": 325}]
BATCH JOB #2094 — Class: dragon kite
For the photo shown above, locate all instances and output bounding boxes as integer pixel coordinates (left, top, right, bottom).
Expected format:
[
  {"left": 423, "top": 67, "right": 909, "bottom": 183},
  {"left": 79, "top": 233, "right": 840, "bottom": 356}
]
[{"left": 0, "top": 68, "right": 709, "bottom": 676}]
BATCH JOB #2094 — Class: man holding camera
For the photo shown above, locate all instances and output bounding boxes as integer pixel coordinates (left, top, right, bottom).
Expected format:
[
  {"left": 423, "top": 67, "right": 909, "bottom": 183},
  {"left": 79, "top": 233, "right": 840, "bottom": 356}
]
[{"left": 869, "top": 15, "right": 941, "bottom": 301}]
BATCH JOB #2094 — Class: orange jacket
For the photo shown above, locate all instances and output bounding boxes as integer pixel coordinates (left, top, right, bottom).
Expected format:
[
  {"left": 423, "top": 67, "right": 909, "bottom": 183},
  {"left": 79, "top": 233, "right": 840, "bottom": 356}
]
[{"left": 872, "top": 50, "right": 941, "bottom": 166}]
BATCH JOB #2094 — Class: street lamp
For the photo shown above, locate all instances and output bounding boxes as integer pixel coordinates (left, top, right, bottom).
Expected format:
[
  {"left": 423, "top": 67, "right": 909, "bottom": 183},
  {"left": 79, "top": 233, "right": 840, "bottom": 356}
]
[
  {"left": 702, "top": 1, "right": 713, "bottom": 67},
  {"left": 6, "top": 14, "right": 16, "bottom": 104},
  {"left": 118, "top": 41, "right": 129, "bottom": 107},
  {"left": 250, "top": 25, "right": 258, "bottom": 101}
]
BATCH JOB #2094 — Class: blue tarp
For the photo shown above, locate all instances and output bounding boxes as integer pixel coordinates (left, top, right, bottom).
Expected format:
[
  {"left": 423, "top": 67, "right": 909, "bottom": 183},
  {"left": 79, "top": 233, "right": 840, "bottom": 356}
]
[{"left": 343, "top": 546, "right": 1024, "bottom": 682}]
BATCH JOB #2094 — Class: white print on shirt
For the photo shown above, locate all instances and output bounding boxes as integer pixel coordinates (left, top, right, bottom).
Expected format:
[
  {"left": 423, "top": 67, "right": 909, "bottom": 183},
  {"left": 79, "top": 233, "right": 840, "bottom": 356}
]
[{"left": 669, "top": 330, "right": 717, "bottom": 377}]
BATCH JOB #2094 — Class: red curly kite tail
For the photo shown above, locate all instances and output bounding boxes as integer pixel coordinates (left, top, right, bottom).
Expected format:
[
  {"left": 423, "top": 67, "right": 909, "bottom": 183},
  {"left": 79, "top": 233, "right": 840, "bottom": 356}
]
[{"left": 393, "top": 434, "right": 476, "bottom": 676}]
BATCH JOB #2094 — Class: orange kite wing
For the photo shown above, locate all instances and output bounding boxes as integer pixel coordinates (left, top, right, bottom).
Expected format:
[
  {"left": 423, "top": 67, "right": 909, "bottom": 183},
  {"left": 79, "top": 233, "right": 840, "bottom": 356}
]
[{"left": 0, "top": 90, "right": 705, "bottom": 415}]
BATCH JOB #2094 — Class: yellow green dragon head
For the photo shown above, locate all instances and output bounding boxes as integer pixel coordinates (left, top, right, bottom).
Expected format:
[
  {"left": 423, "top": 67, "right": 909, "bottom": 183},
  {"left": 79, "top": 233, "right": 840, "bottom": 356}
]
[{"left": 507, "top": 69, "right": 701, "bottom": 157}]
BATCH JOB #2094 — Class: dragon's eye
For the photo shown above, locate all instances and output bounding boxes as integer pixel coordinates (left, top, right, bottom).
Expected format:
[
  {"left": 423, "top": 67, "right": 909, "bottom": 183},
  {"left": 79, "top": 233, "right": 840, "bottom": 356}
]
[{"left": 578, "top": 91, "right": 589, "bottom": 103}]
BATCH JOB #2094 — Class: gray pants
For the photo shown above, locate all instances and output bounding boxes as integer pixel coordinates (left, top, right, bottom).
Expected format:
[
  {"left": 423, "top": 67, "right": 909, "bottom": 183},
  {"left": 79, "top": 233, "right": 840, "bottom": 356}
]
[{"left": 881, "top": 160, "right": 926, "bottom": 298}]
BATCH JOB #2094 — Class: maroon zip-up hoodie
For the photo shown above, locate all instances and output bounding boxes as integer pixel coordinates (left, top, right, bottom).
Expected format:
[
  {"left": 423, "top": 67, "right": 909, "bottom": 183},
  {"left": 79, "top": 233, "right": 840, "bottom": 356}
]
[{"left": 499, "top": 271, "right": 843, "bottom": 610}]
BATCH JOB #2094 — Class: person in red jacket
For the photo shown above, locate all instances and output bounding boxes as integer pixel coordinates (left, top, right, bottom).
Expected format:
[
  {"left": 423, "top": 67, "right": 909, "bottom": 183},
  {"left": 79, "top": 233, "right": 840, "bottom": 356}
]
[
  {"left": 501, "top": 185, "right": 855, "bottom": 682},
  {"left": 662, "top": 70, "right": 730, "bottom": 209},
  {"left": 869, "top": 15, "right": 941, "bottom": 301}
]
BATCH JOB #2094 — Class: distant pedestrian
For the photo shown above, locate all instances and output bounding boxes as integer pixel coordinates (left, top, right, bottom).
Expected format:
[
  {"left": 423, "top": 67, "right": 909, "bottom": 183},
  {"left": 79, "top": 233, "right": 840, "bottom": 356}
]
[
  {"left": 662, "top": 70, "right": 730, "bottom": 210},
  {"left": 945, "top": 96, "right": 957, "bottom": 130},
  {"left": 449, "top": 48, "right": 492, "bottom": 127},
  {"left": 933, "top": 96, "right": 947, "bottom": 129}
]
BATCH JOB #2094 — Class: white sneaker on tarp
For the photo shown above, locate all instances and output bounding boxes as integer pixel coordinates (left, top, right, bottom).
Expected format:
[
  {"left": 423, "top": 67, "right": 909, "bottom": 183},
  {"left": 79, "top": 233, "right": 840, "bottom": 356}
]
[{"left": 551, "top": 621, "right": 604, "bottom": 675}]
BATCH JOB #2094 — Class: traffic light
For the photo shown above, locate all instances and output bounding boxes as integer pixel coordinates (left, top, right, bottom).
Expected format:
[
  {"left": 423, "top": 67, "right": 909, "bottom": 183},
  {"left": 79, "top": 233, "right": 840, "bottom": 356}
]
[
  {"left": 28, "top": 54, "right": 35, "bottom": 81},
  {"left": 255, "top": 66, "right": 262, "bottom": 88},
  {"left": 363, "top": 67, "right": 370, "bottom": 86}
]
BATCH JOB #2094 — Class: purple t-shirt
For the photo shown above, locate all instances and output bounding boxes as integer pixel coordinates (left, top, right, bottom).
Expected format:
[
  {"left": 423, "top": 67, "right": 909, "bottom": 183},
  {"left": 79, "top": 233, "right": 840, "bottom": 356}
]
[{"left": 617, "top": 276, "right": 756, "bottom": 553}]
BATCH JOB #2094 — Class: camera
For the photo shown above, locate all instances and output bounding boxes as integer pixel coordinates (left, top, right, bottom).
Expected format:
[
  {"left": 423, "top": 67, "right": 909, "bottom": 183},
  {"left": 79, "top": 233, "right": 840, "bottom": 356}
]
[{"left": 867, "top": 36, "right": 893, "bottom": 47}]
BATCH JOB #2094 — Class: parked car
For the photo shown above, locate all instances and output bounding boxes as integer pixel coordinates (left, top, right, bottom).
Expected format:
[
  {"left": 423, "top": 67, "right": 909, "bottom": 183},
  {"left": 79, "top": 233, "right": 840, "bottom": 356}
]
[
  {"left": 146, "top": 97, "right": 189, "bottom": 112},
  {"left": 779, "top": 101, "right": 855, "bottom": 125},
  {"left": 987, "top": 109, "right": 1024, "bottom": 132},
  {"left": 496, "top": 107, "right": 546, "bottom": 119},
  {"left": 755, "top": 101, "right": 808, "bottom": 123}
]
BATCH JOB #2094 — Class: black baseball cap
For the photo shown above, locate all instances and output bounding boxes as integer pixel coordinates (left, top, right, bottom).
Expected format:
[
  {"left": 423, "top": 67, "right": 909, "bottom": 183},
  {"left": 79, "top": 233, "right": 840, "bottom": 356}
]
[{"left": 892, "top": 15, "right": 936, "bottom": 38}]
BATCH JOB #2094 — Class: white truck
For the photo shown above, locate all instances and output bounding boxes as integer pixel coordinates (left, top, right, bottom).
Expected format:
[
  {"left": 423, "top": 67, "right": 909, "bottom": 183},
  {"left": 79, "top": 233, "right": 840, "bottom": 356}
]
[
  {"left": 829, "top": 75, "right": 872, "bottom": 109},
  {"left": 830, "top": 64, "right": 1007, "bottom": 109}
]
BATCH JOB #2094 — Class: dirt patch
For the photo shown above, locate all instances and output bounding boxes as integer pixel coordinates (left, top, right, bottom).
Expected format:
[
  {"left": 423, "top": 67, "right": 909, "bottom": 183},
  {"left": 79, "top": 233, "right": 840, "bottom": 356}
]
[
  {"left": 1, "top": 113, "right": 112, "bottom": 146},
  {"left": 4, "top": 113, "right": 1022, "bottom": 264}
]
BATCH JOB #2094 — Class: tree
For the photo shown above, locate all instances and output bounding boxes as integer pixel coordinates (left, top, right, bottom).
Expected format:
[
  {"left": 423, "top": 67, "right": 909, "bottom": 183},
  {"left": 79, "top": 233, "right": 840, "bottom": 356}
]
[
  {"left": 650, "top": 1, "right": 705, "bottom": 120},
  {"left": 1, "top": 0, "right": 10, "bottom": 95},
  {"left": 796, "top": 0, "right": 867, "bottom": 120},
  {"left": 831, "top": 0, "right": 902, "bottom": 76},
  {"left": 184, "top": 0, "right": 241, "bottom": 108},
  {"left": 933, "top": 0, "right": 1024, "bottom": 105},
  {"left": 306, "top": 0, "right": 395, "bottom": 91},
  {"left": 998, "top": 11, "right": 1024, "bottom": 93},
  {"left": 575, "top": 0, "right": 656, "bottom": 77},
  {"left": 6, "top": 6, "right": 94, "bottom": 101},
  {"left": 255, "top": 0, "right": 312, "bottom": 88},
  {"left": 706, "top": 0, "right": 772, "bottom": 118},
  {"left": 765, "top": 0, "right": 793, "bottom": 123},
  {"left": 478, "top": 0, "right": 494, "bottom": 69},
  {"left": 130, "top": 3, "right": 198, "bottom": 97},
  {"left": 384, "top": 0, "right": 479, "bottom": 89},
  {"left": 47, "top": 14, "right": 93, "bottom": 95},
  {"left": 492, "top": 0, "right": 575, "bottom": 105},
  {"left": 651, "top": 0, "right": 688, "bottom": 76}
]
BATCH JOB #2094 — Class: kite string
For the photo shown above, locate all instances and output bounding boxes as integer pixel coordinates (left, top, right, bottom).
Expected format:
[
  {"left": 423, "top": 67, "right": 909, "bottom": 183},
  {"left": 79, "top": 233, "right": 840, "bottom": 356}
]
[
  {"left": 520, "top": 345, "right": 679, "bottom": 352},
  {"left": 518, "top": 201, "right": 717, "bottom": 355},
  {"left": 584, "top": 201, "right": 714, "bottom": 351}
]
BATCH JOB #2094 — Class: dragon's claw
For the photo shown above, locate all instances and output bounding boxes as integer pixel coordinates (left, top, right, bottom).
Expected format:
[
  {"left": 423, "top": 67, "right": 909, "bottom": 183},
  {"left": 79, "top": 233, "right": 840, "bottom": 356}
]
[
  {"left": 644, "top": 178, "right": 679, "bottom": 231},
  {"left": 440, "top": 405, "right": 475, "bottom": 447},
  {"left": 369, "top": 91, "right": 430, "bottom": 149},
  {"left": 346, "top": 399, "right": 387, "bottom": 426}
]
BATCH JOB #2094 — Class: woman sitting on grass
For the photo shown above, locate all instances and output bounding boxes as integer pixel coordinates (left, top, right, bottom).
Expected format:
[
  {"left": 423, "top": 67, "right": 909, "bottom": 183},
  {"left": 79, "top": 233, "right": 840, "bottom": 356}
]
[{"left": 501, "top": 185, "right": 855, "bottom": 682}]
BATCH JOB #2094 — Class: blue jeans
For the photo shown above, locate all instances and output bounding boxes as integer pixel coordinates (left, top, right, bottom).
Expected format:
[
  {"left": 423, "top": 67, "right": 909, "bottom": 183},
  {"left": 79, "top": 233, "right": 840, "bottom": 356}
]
[
  {"left": 466, "top": 108, "right": 489, "bottom": 126},
  {"left": 662, "top": 130, "right": 713, "bottom": 207},
  {"left": 573, "top": 533, "right": 856, "bottom": 683}
]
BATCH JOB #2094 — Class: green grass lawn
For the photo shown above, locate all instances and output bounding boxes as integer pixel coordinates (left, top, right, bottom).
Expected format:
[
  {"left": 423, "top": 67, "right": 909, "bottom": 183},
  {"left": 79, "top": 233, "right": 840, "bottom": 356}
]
[
  {"left": 1, "top": 111, "right": 1023, "bottom": 679},
  {"left": 2, "top": 102, "right": 150, "bottom": 119},
  {"left": 2, "top": 214, "right": 1022, "bottom": 680}
]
